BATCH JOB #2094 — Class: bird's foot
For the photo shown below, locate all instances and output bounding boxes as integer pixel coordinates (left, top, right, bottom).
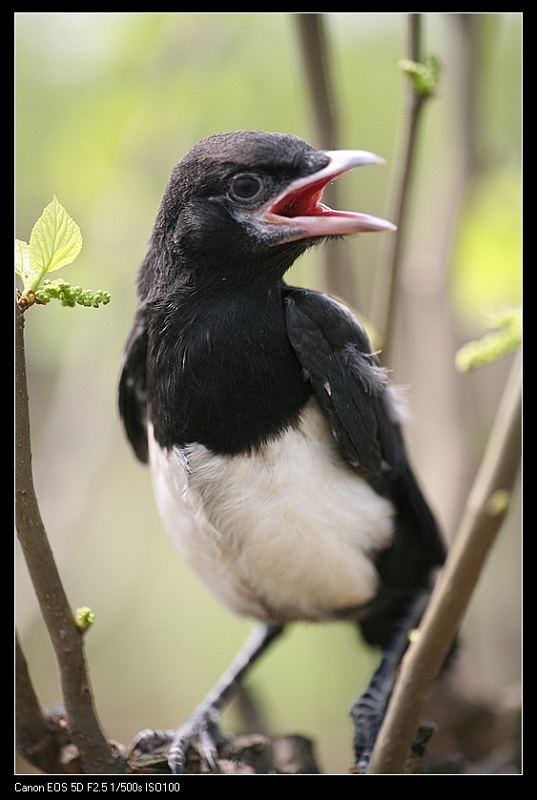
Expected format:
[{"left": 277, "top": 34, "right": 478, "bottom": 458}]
[
  {"left": 127, "top": 710, "right": 228, "bottom": 774},
  {"left": 167, "top": 707, "right": 228, "bottom": 774},
  {"left": 350, "top": 685, "right": 387, "bottom": 774}
]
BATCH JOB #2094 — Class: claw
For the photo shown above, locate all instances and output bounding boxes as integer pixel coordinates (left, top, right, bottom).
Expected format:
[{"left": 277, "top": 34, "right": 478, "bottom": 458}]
[{"left": 168, "top": 709, "right": 229, "bottom": 774}]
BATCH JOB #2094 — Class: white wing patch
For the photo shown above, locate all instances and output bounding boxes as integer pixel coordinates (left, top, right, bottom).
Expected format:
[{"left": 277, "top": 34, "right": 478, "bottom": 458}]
[{"left": 149, "top": 398, "right": 394, "bottom": 623}]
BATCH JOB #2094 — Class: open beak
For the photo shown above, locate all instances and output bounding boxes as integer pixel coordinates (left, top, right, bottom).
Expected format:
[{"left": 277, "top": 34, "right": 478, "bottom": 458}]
[{"left": 260, "top": 150, "right": 396, "bottom": 243}]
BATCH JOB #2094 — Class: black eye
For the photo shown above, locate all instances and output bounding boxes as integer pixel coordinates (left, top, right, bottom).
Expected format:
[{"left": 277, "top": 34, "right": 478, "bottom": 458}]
[{"left": 229, "top": 173, "right": 263, "bottom": 201}]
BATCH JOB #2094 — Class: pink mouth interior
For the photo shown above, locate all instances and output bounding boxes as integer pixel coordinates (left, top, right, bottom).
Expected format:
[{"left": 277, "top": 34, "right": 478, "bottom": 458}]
[{"left": 271, "top": 179, "right": 332, "bottom": 218}]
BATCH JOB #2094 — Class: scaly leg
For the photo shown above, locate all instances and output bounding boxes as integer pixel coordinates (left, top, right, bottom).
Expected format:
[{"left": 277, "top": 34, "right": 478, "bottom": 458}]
[
  {"left": 166, "top": 623, "right": 284, "bottom": 773},
  {"left": 351, "top": 592, "right": 429, "bottom": 773}
]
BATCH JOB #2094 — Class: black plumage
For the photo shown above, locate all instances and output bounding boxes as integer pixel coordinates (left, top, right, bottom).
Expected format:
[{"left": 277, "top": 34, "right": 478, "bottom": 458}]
[{"left": 119, "top": 130, "right": 445, "bottom": 772}]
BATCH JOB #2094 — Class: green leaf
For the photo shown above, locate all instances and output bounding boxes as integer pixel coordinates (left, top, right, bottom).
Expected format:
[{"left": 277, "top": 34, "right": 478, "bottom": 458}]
[
  {"left": 399, "top": 55, "right": 441, "bottom": 97},
  {"left": 15, "top": 239, "right": 32, "bottom": 279},
  {"left": 455, "top": 306, "right": 521, "bottom": 372},
  {"left": 29, "top": 195, "right": 82, "bottom": 277}
]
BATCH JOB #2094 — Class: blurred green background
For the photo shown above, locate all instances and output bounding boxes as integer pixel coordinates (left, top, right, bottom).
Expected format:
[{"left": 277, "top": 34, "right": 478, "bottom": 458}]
[{"left": 16, "top": 13, "right": 521, "bottom": 773}]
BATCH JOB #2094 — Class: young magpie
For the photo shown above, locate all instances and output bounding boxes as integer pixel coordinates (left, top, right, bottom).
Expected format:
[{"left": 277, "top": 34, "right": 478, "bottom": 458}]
[{"left": 119, "top": 130, "right": 445, "bottom": 773}]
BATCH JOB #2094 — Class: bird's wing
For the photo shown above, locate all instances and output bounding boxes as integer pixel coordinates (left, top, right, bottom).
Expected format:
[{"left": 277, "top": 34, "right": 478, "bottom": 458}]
[
  {"left": 283, "top": 286, "right": 445, "bottom": 567},
  {"left": 118, "top": 308, "right": 149, "bottom": 464},
  {"left": 283, "top": 286, "right": 398, "bottom": 476}
]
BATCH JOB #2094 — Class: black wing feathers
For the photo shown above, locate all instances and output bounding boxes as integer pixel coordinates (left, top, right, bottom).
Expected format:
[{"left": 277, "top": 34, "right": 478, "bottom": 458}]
[
  {"left": 283, "top": 287, "right": 396, "bottom": 476},
  {"left": 283, "top": 287, "right": 445, "bottom": 569},
  {"left": 118, "top": 308, "right": 149, "bottom": 464}
]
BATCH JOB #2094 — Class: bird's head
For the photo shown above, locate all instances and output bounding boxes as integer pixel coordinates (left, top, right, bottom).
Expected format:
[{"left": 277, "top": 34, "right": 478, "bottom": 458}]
[{"left": 143, "top": 131, "right": 395, "bottom": 293}]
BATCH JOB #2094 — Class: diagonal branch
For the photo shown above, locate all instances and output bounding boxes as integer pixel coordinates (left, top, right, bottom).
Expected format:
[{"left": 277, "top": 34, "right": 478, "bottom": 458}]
[
  {"left": 15, "top": 633, "right": 67, "bottom": 773},
  {"left": 367, "top": 351, "right": 521, "bottom": 773},
  {"left": 15, "top": 303, "right": 126, "bottom": 774}
]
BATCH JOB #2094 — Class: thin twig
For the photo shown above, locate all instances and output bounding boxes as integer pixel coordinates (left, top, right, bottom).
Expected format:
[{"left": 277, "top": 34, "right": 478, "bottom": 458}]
[
  {"left": 367, "top": 351, "right": 521, "bottom": 773},
  {"left": 294, "top": 13, "right": 358, "bottom": 302},
  {"left": 294, "top": 13, "right": 339, "bottom": 150},
  {"left": 15, "top": 303, "right": 126, "bottom": 774},
  {"left": 369, "top": 14, "right": 430, "bottom": 362}
]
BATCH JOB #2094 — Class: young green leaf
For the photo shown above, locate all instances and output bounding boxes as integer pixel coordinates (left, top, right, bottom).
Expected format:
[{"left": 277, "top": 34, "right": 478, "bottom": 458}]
[
  {"left": 399, "top": 55, "right": 441, "bottom": 97},
  {"left": 15, "top": 239, "right": 32, "bottom": 280},
  {"left": 29, "top": 195, "right": 83, "bottom": 277},
  {"left": 455, "top": 306, "right": 521, "bottom": 372}
]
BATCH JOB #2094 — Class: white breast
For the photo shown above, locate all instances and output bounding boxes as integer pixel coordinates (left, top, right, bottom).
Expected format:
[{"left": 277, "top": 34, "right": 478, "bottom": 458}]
[{"left": 148, "top": 399, "right": 394, "bottom": 623}]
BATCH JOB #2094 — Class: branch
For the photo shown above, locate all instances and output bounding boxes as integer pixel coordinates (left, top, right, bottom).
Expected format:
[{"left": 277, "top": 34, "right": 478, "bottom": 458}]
[
  {"left": 369, "top": 14, "right": 437, "bottom": 362},
  {"left": 294, "top": 13, "right": 339, "bottom": 150},
  {"left": 16, "top": 633, "right": 69, "bottom": 773},
  {"left": 295, "top": 13, "right": 359, "bottom": 302},
  {"left": 15, "top": 303, "right": 126, "bottom": 774},
  {"left": 367, "top": 351, "right": 521, "bottom": 773}
]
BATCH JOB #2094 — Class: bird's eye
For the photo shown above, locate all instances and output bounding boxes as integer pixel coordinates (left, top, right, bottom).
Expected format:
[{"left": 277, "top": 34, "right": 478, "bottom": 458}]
[{"left": 229, "top": 173, "right": 263, "bottom": 201}]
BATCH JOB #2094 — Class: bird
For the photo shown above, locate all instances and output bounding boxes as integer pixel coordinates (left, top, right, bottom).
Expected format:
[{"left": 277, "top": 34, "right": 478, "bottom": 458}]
[{"left": 119, "top": 130, "right": 446, "bottom": 774}]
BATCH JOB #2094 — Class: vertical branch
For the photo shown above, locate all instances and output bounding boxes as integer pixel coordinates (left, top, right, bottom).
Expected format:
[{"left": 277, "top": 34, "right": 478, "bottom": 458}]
[
  {"left": 389, "top": 15, "right": 485, "bottom": 535},
  {"left": 294, "top": 13, "right": 339, "bottom": 150},
  {"left": 15, "top": 304, "right": 125, "bottom": 774},
  {"left": 294, "top": 13, "right": 357, "bottom": 302},
  {"left": 369, "top": 14, "right": 429, "bottom": 362}
]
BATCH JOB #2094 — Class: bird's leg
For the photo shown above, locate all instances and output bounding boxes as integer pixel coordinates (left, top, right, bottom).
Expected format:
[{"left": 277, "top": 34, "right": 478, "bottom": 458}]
[
  {"left": 163, "top": 622, "right": 283, "bottom": 773},
  {"left": 351, "top": 592, "right": 429, "bottom": 774}
]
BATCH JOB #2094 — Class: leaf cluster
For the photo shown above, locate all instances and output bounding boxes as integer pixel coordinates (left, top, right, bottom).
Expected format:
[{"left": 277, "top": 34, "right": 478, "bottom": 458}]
[{"left": 16, "top": 196, "right": 110, "bottom": 310}]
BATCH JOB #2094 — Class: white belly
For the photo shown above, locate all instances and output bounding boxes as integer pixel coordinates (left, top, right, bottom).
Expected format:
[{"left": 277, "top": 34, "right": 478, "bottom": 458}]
[{"left": 148, "top": 399, "right": 394, "bottom": 623}]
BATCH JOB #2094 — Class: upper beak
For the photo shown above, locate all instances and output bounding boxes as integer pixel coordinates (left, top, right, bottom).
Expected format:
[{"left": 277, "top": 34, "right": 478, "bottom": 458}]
[{"left": 259, "top": 150, "right": 396, "bottom": 243}]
